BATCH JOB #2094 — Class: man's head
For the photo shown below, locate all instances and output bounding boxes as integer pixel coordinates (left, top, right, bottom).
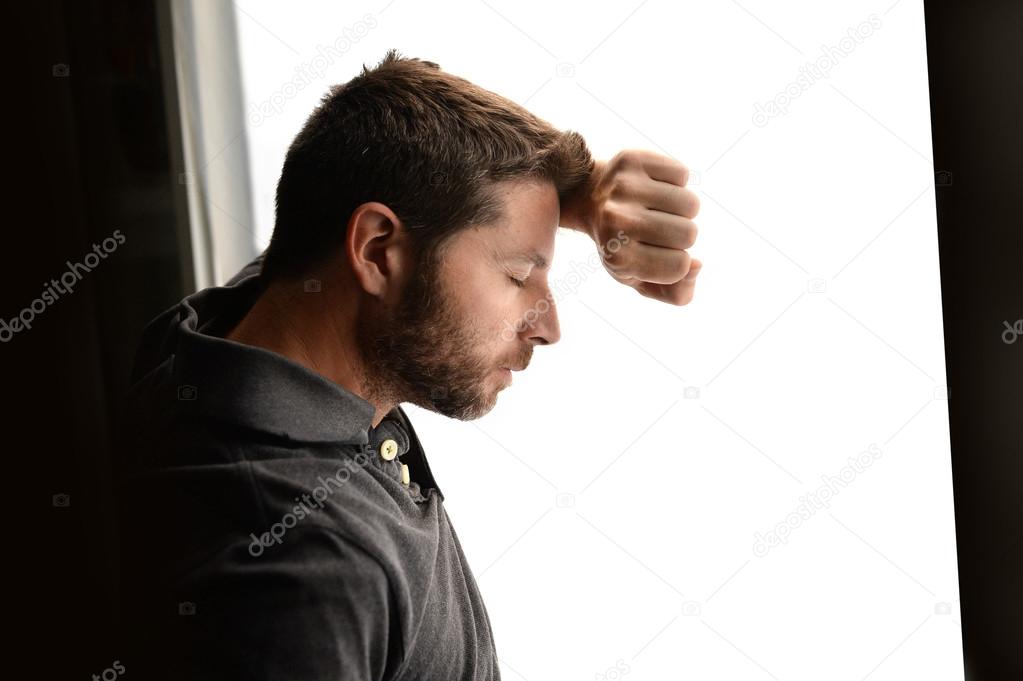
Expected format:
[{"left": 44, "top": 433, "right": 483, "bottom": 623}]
[{"left": 260, "top": 49, "right": 594, "bottom": 420}]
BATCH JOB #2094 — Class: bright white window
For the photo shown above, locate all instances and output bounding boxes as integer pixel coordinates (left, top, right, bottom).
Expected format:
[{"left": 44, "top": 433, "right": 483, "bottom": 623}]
[{"left": 233, "top": 1, "right": 962, "bottom": 679}]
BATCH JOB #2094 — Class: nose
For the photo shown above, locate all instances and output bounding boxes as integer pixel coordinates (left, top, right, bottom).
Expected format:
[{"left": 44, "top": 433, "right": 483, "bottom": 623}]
[{"left": 525, "top": 292, "right": 561, "bottom": 346}]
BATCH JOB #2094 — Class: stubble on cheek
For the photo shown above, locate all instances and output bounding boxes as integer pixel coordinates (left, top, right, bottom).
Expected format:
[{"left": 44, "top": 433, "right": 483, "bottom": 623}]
[{"left": 356, "top": 260, "right": 499, "bottom": 419}]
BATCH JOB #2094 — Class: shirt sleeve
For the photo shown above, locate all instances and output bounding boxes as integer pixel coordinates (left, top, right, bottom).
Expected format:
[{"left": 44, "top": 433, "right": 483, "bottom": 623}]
[{"left": 135, "top": 525, "right": 404, "bottom": 681}]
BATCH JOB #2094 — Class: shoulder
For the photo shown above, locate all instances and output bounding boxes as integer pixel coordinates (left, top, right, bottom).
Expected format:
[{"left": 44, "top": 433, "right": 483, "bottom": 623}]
[{"left": 125, "top": 523, "right": 406, "bottom": 680}]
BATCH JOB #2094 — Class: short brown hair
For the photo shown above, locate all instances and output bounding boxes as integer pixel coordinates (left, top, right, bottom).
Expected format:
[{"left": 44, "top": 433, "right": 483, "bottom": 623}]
[{"left": 261, "top": 49, "right": 594, "bottom": 281}]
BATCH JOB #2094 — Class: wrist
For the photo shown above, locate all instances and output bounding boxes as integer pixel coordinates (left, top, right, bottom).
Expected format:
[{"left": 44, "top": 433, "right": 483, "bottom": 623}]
[{"left": 559, "top": 159, "right": 606, "bottom": 236}]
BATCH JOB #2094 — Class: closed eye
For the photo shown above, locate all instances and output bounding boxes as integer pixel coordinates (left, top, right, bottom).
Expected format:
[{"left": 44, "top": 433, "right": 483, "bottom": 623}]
[{"left": 508, "top": 275, "right": 527, "bottom": 288}]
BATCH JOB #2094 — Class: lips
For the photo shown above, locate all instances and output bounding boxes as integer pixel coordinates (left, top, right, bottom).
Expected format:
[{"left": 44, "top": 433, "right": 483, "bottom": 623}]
[{"left": 500, "top": 354, "right": 530, "bottom": 372}]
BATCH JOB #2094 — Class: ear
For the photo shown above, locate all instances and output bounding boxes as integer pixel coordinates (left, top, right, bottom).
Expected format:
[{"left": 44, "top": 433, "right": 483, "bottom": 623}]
[{"left": 346, "top": 201, "right": 412, "bottom": 299}]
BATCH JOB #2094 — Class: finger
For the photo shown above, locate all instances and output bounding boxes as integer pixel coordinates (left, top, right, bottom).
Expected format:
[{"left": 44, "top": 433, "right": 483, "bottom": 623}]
[
  {"left": 604, "top": 243, "right": 693, "bottom": 285},
  {"left": 636, "top": 258, "right": 702, "bottom": 306},
  {"left": 631, "top": 181, "right": 700, "bottom": 219},
  {"left": 683, "top": 257, "right": 702, "bottom": 282},
  {"left": 637, "top": 151, "right": 689, "bottom": 187},
  {"left": 621, "top": 211, "right": 698, "bottom": 251}
]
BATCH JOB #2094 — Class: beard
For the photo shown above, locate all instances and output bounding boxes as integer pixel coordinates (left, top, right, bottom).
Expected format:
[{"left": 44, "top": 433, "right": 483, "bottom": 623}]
[{"left": 355, "top": 253, "right": 522, "bottom": 421}]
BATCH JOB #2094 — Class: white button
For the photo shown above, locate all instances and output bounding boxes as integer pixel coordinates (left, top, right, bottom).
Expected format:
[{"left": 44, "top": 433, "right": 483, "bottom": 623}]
[
  {"left": 400, "top": 463, "right": 410, "bottom": 486},
  {"left": 379, "top": 439, "right": 398, "bottom": 461}
]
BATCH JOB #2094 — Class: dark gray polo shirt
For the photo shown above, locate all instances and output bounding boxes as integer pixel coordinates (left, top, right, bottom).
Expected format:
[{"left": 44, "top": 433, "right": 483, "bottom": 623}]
[{"left": 113, "top": 254, "right": 500, "bottom": 680}]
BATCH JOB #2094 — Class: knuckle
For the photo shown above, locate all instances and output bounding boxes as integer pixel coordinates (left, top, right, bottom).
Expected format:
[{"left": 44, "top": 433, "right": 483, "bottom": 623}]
[
  {"left": 671, "top": 159, "right": 690, "bottom": 187},
  {"left": 601, "top": 204, "right": 631, "bottom": 232},
  {"left": 612, "top": 150, "right": 639, "bottom": 172},
  {"left": 609, "top": 177, "right": 633, "bottom": 200},
  {"left": 683, "top": 221, "right": 698, "bottom": 249},
  {"left": 687, "top": 191, "right": 701, "bottom": 216},
  {"left": 676, "top": 251, "right": 693, "bottom": 279}
]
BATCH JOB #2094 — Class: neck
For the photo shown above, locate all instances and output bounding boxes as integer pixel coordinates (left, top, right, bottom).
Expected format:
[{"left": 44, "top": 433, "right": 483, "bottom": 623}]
[{"left": 224, "top": 275, "right": 394, "bottom": 427}]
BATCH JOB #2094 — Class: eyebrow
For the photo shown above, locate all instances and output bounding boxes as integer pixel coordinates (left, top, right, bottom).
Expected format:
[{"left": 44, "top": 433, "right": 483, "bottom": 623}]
[{"left": 504, "top": 250, "right": 550, "bottom": 270}]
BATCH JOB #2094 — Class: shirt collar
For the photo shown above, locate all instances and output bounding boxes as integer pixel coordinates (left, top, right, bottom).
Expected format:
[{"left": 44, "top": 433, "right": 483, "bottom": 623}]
[
  {"left": 171, "top": 260, "right": 444, "bottom": 500},
  {"left": 366, "top": 406, "right": 443, "bottom": 501}
]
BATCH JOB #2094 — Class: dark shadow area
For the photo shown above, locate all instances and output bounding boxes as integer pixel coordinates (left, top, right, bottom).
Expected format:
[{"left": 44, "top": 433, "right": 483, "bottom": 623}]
[
  {"left": 924, "top": 0, "right": 1023, "bottom": 678},
  {"left": 10, "top": 1, "right": 187, "bottom": 675}
]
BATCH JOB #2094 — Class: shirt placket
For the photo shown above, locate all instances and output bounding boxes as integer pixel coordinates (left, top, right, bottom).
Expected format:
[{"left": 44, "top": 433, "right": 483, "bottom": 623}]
[{"left": 366, "top": 418, "right": 425, "bottom": 500}]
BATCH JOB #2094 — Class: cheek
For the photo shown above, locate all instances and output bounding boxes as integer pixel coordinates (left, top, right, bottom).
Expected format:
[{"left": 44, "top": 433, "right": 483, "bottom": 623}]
[
  {"left": 453, "top": 292, "right": 513, "bottom": 344},
  {"left": 473, "top": 280, "right": 520, "bottom": 319},
  {"left": 496, "top": 302, "right": 543, "bottom": 344},
  {"left": 452, "top": 270, "right": 530, "bottom": 342}
]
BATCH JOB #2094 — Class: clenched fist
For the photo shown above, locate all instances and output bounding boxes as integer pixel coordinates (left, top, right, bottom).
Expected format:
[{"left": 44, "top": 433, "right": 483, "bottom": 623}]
[{"left": 561, "top": 149, "right": 702, "bottom": 306}]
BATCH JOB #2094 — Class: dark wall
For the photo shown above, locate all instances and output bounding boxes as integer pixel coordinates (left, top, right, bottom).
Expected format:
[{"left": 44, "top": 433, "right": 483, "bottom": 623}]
[
  {"left": 10, "top": 1, "right": 187, "bottom": 675},
  {"left": 924, "top": 1, "right": 1023, "bottom": 678}
]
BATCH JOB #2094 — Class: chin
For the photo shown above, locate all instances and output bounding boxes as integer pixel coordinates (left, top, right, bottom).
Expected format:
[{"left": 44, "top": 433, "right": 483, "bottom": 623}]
[
  {"left": 453, "top": 405, "right": 494, "bottom": 422},
  {"left": 451, "top": 395, "right": 500, "bottom": 421},
  {"left": 411, "top": 391, "right": 495, "bottom": 422}
]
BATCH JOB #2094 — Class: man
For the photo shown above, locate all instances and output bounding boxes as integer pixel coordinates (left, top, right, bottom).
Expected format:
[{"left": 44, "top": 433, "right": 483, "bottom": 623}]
[{"left": 113, "top": 49, "right": 701, "bottom": 680}]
